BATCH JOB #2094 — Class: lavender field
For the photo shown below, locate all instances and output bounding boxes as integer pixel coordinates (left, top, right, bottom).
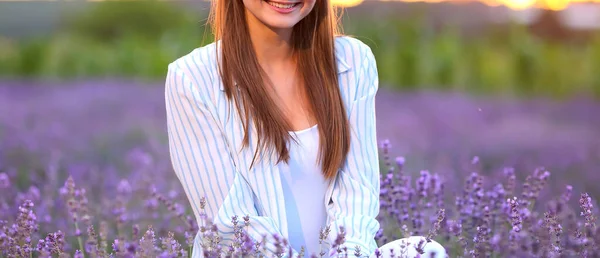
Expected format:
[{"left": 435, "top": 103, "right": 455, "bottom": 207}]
[{"left": 1, "top": 80, "right": 599, "bottom": 257}]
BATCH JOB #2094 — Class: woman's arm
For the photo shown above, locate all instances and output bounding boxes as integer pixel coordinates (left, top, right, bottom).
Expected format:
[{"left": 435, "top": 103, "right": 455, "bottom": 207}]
[
  {"left": 165, "top": 63, "right": 298, "bottom": 257},
  {"left": 326, "top": 42, "right": 381, "bottom": 257},
  {"left": 217, "top": 172, "right": 300, "bottom": 257},
  {"left": 165, "top": 61, "right": 233, "bottom": 221}
]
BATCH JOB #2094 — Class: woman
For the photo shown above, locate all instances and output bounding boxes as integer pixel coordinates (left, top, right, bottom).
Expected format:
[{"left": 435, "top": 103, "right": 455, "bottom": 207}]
[{"left": 164, "top": 0, "right": 445, "bottom": 256}]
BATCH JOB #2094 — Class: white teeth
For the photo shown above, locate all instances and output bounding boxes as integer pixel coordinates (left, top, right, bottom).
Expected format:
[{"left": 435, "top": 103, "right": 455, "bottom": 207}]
[{"left": 267, "top": 1, "right": 296, "bottom": 9}]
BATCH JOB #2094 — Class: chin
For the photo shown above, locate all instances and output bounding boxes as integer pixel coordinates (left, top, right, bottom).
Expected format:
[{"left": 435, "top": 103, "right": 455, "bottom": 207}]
[
  {"left": 246, "top": 0, "right": 316, "bottom": 30},
  {"left": 263, "top": 18, "right": 301, "bottom": 30}
]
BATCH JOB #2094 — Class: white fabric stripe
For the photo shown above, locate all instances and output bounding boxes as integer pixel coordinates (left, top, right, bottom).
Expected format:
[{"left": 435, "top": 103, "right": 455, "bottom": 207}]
[
  {"left": 166, "top": 68, "right": 203, "bottom": 224},
  {"left": 166, "top": 65, "right": 214, "bottom": 217},
  {"left": 325, "top": 37, "right": 381, "bottom": 258},
  {"left": 336, "top": 37, "right": 353, "bottom": 219},
  {"left": 165, "top": 36, "right": 381, "bottom": 258},
  {"left": 174, "top": 63, "right": 222, "bottom": 217},
  {"left": 185, "top": 50, "right": 232, "bottom": 201}
]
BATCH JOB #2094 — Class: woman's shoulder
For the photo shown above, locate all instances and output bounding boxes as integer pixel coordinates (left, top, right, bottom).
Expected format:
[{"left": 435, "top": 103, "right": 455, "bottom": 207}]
[
  {"left": 333, "top": 35, "right": 376, "bottom": 69},
  {"left": 166, "top": 42, "right": 220, "bottom": 91},
  {"left": 334, "top": 35, "right": 378, "bottom": 101},
  {"left": 334, "top": 35, "right": 371, "bottom": 52}
]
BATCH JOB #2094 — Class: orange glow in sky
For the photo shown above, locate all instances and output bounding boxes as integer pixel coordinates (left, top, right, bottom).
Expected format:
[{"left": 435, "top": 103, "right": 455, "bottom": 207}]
[
  {"left": 331, "top": 0, "right": 600, "bottom": 10},
  {"left": 331, "top": 0, "right": 364, "bottom": 6}
]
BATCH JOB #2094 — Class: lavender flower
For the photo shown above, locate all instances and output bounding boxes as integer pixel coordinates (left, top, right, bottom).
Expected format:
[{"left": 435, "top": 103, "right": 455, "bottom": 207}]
[
  {"left": 1, "top": 90, "right": 599, "bottom": 258},
  {"left": 137, "top": 225, "right": 157, "bottom": 257},
  {"left": 0, "top": 172, "right": 10, "bottom": 189}
]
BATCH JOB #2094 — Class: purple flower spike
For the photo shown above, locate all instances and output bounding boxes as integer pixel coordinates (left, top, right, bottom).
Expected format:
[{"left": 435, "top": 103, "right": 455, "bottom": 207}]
[
  {"left": 0, "top": 173, "right": 10, "bottom": 189},
  {"left": 396, "top": 156, "right": 406, "bottom": 167},
  {"left": 381, "top": 139, "right": 391, "bottom": 149}
]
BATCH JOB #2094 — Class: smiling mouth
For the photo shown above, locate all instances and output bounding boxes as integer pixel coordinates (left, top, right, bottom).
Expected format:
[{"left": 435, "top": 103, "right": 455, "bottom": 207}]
[{"left": 264, "top": 0, "right": 301, "bottom": 9}]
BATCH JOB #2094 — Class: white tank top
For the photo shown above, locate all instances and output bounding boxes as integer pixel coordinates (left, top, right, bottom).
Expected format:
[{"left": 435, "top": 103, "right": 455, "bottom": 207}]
[{"left": 278, "top": 124, "right": 328, "bottom": 257}]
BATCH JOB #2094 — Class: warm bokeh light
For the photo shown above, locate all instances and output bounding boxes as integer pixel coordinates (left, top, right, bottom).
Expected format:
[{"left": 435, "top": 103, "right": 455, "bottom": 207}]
[
  {"left": 332, "top": 0, "right": 600, "bottom": 10},
  {"left": 480, "top": 0, "right": 503, "bottom": 7},
  {"left": 500, "top": 0, "right": 537, "bottom": 9},
  {"left": 538, "top": 0, "right": 570, "bottom": 10},
  {"left": 0, "top": 0, "right": 598, "bottom": 13},
  {"left": 331, "top": 0, "right": 364, "bottom": 7}
]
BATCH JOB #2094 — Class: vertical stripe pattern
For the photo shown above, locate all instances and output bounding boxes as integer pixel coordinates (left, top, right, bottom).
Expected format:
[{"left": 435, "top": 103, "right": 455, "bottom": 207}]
[
  {"left": 324, "top": 37, "right": 381, "bottom": 258},
  {"left": 165, "top": 36, "right": 380, "bottom": 258}
]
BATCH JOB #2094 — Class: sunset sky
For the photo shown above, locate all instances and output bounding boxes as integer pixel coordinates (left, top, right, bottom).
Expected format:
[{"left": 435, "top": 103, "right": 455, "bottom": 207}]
[{"left": 331, "top": 0, "right": 600, "bottom": 10}]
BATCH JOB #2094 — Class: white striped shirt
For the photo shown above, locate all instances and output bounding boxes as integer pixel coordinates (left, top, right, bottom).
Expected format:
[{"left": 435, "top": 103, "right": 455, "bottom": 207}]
[{"left": 165, "top": 35, "right": 381, "bottom": 257}]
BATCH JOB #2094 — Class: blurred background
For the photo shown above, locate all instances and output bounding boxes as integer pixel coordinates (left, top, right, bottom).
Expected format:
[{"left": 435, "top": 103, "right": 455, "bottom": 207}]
[{"left": 0, "top": 0, "right": 599, "bottom": 256}]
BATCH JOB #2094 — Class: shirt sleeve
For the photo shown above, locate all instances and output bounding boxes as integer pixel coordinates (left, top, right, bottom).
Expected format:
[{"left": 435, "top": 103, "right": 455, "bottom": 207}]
[
  {"left": 165, "top": 61, "right": 233, "bottom": 222},
  {"left": 325, "top": 43, "right": 381, "bottom": 258},
  {"left": 216, "top": 172, "right": 301, "bottom": 257},
  {"left": 165, "top": 63, "right": 299, "bottom": 257}
]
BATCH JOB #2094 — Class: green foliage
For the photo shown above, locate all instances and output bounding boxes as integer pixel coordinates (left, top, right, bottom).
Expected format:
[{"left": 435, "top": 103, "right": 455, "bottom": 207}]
[
  {"left": 62, "top": 0, "right": 193, "bottom": 43},
  {"left": 342, "top": 16, "right": 600, "bottom": 99},
  {"left": 2, "top": 1, "right": 599, "bottom": 99},
  {"left": 0, "top": 37, "right": 20, "bottom": 77},
  {"left": 14, "top": 39, "right": 47, "bottom": 77}
]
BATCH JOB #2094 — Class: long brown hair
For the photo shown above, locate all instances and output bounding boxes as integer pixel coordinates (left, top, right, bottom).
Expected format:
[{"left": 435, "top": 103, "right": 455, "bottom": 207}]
[{"left": 208, "top": 0, "right": 350, "bottom": 180}]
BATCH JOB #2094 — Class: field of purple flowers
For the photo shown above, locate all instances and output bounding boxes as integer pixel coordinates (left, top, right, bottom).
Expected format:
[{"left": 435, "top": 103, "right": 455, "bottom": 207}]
[{"left": 1, "top": 80, "right": 599, "bottom": 257}]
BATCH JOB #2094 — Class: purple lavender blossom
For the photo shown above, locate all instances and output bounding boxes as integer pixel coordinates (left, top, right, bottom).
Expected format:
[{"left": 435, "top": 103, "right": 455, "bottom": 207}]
[
  {"left": 1, "top": 81, "right": 600, "bottom": 257},
  {"left": 0, "top": 173, "right": 9, "bottom": 189}
]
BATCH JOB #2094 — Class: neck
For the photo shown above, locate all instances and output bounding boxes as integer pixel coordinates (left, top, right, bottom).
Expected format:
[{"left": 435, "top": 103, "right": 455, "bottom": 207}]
[{"left": 246, "top": 11, "right": 294, "bottom": 69}]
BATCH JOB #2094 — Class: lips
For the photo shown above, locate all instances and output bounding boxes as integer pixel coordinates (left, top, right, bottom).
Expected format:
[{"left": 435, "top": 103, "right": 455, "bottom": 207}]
[{"left": 264, "top": 0, "right": 301, "bottom": 9}]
